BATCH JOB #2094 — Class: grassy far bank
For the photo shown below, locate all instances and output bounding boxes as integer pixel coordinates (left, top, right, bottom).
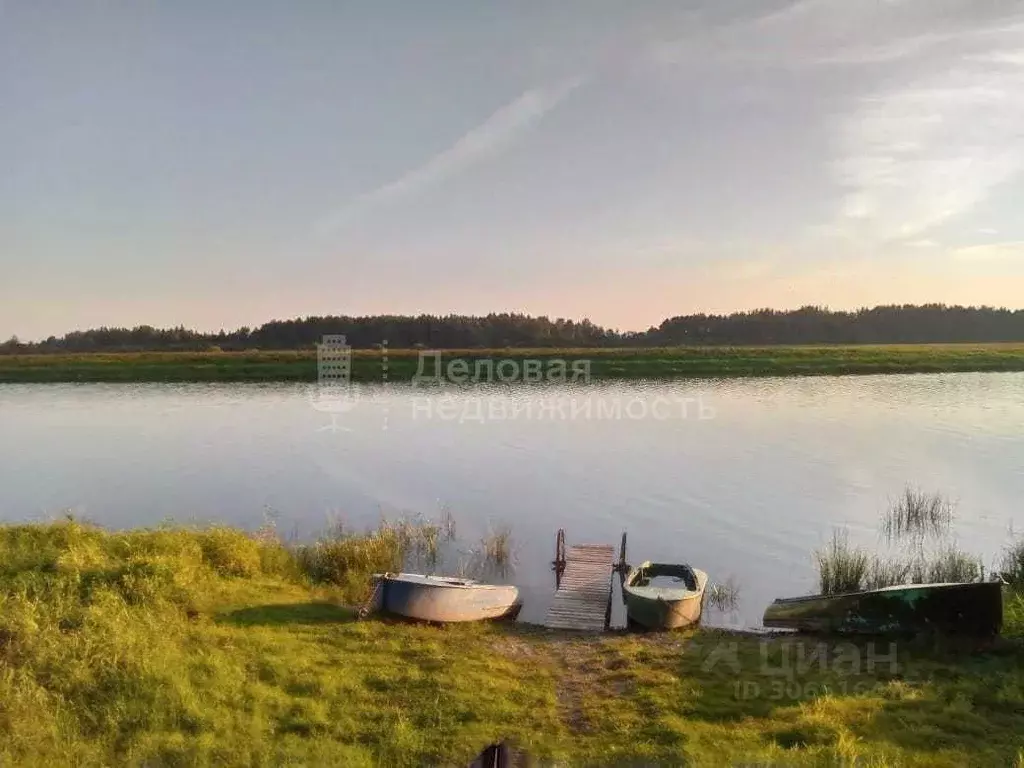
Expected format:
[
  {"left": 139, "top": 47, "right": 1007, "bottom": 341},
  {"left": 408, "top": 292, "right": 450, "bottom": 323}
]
[
  {"left": 3, "top": 343, "right": 1024, "bottom": 383},
  {"left": 2, "top": 521, "right": 1023, "bottom": 766}
]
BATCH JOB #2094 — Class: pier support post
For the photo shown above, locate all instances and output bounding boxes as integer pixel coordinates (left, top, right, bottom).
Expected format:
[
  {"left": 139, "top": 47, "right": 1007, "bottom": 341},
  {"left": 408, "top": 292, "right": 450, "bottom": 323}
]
[{"left": 614, "top": 531, "right": 628, "bottom": 574}]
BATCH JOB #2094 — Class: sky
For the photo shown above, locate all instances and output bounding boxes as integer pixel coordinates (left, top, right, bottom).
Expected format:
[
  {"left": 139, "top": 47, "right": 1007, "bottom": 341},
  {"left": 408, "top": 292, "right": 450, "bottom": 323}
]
[{"left": 3, "top": 0, "right": 1024, "bottom": 340}]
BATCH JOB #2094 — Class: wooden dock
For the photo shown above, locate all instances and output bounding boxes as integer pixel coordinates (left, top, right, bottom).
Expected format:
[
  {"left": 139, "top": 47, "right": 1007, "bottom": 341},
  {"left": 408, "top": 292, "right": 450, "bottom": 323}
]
[{"left": 545, "top": 543, "right": 616, "bottom": 631}]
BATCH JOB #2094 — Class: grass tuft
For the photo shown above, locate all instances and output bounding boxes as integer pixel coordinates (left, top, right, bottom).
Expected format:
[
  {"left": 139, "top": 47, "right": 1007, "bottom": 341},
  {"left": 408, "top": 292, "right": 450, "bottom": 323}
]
[
  {"left": 999, "top": 538, "right": 1024, "bottom": 587},
  {"left": 863, "top": 557, "right": 913, "bottom": 591},
  {"left": 882, "top": 487, "right": 955, "bottom": 545},
  {"left": 295, "top": 525, "right": 403, "bottom": 602},
  {"left": 921, "top": 546, "right": 982, "bottom": 584},
  {"left": 815, "top": 530, "right": 870, "bottom": 595}
]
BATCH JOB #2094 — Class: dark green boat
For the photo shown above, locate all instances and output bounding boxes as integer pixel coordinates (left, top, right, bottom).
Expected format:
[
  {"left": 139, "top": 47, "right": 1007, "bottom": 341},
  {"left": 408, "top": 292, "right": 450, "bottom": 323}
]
[{"left": 763, "top": 581, "right": 1003, "bottom": 636}]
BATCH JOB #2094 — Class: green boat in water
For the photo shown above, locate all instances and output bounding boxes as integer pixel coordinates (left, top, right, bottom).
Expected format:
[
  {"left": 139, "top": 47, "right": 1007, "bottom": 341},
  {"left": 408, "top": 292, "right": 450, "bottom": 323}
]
[
  {"left": 623, "top": 561, "right": 709, "bottom": 630},
  {"left": 763, "top": 581, "right": 1003, "bottom": 636}
]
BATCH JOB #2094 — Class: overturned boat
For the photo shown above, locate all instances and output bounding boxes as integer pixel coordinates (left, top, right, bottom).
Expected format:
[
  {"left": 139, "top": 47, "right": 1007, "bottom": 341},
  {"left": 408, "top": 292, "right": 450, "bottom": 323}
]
[
  {"left": 623, "top": 561, "right": 709, "bottom": 630},
  {"left": 763, "top": 581, "right": 1003, "bottom": 636},
  {"left": 368, "top": 573, "right": 521, "bottom": 623}
]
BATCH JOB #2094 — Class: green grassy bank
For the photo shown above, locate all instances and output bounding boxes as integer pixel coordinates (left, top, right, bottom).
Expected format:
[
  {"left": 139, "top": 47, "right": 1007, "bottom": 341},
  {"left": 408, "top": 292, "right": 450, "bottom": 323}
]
[
  {"left": 1, "top": 521, "right": 1022, "bottom": 766},
  {"left": 3, "top": 343, "right": 1024, "bottom": 383}
]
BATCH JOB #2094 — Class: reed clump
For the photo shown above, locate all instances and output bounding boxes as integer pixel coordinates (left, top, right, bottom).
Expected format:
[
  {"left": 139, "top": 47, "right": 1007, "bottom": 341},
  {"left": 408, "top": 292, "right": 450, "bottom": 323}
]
[
  {"left": 922, "top": 546, "right": 982, "bottom": 584},
  {"left": 815, "top": 531, "right": 869, "bottom": 595},
  {"left": 882, "top": 487, "right": 954, "bottom": 545},
  {"left": 1000, "top": 539, "right": 1024, "bottom": 587},
  {"left": 482, "top": 526, "right": 514, "bottom": 571},
  {"left": 706, "top": 576, "right": 741, "bottom": 612},
  {"left": 295, "top": 525, "right": 405, "bottom": 600},
  {"left": 816, "top": 489, "right": 996, "bottom": 595},
  {"left": 863, "top": 557, "right": 912, "bottom": 591},
  {"left": 293, "top": 512, "right": 514, "bottom": 598}
]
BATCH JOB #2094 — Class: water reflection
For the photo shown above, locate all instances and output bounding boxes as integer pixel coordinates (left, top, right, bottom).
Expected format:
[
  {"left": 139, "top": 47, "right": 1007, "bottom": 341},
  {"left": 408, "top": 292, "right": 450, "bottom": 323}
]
[{"left": 1, "top": 373, "right": 1022, "bottom": 629}]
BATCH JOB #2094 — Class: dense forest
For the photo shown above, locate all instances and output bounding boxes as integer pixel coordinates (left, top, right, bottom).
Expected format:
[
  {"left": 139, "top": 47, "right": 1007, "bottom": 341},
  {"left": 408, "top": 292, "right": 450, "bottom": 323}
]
[{"left": 3, "top": 305, "right": 1024, "bottom": 353}]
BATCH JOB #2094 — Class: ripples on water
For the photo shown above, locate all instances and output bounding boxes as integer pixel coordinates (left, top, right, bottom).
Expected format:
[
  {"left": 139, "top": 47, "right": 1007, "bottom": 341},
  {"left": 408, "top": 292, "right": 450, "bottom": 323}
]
[{"left": 1, "top": 373, "right": 1022, "bottom": 628}]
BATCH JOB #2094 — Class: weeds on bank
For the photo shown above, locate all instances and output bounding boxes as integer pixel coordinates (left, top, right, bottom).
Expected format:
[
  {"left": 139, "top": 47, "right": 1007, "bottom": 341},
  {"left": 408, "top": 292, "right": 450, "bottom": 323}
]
[
  {"left": 1000, "top": 538, "right": 1024, "bottom": 587},
  {"left": 817, "top": 489, "right": 992, "bottom": 595},
  {"left": 816, "top": 530, "right": 870, "bottom": 595},
  {"left": 0, "top": 519, "right": 559, "bottom": 767}
]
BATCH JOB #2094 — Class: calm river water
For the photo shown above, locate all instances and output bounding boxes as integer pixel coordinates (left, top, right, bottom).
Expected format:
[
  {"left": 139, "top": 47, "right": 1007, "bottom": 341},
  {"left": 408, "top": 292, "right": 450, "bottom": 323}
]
[{"left": 2, "top": 374, "right": 1022, "bottom": 628}]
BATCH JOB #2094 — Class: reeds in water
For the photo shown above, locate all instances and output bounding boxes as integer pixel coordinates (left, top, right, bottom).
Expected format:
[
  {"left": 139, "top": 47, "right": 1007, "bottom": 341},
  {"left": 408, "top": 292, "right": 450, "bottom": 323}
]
[
  {"left": 452, "top": 526, "right": 517, "bottom": 580},
  {"left": 482, "top": 526, "right": 513, "bottom": 570},
  {"left": 882, "top": 487, "right": 954, "bottom": 545},
  {"left": 821, "top": 546, "right": 985, "bottom": 594},
  {"left": 706, "top": 576, "right": 741, "bottom": 612}
]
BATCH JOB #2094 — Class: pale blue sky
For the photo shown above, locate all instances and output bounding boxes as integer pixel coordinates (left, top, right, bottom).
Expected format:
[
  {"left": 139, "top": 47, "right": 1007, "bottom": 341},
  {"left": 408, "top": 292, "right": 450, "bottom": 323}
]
[{"left": 3, "top": 0, "right": 1024, "bottom": 340}]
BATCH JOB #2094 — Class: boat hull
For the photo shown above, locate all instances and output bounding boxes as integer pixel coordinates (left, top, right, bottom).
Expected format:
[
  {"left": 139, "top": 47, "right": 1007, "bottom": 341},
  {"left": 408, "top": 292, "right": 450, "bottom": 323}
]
[
  {"left": 623, "top": 563, "right": 709, "bottom": 630},
  {"left": 374, "top": 574, "right": 521, "bottom": 623},
  {"left": 763, "top": 582, "right": 1003, "bottom": 636}
]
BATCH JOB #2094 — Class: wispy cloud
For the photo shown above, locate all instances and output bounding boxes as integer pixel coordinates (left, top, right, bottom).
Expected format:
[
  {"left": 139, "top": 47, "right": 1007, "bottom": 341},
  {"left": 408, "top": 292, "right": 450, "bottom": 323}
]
[
  {"left": 952, "top": 241, "right": 1024, "bottom": 261},
  {"left": 646, "top": 0, "right": 1024, "bottom": 246},
  {"left": 823, "top": 5, "right": 1024, "bottom": 241},
  {"left": 813, "top": 33, "right": 948, "bottom": 66},
  {"left": 318, "top": 76, "right": 584, "bottom": 234},
  {"left": 832, "top": 62, "right": 1024, "bottom": 240},
  {"left": 652, "top": 1, "right": 967, "bottom": 70}
]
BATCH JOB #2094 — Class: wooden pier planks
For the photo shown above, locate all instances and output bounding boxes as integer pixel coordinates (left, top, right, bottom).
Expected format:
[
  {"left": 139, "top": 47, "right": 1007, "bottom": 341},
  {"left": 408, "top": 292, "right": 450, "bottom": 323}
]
[{"left": 545, "top": 544, "right": 615, "bottom": 631}]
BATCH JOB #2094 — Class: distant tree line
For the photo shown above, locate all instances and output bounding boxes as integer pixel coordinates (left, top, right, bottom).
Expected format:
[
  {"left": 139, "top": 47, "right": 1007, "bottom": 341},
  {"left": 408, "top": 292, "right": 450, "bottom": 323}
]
[
  {"left": 648, "top": 305, "right": 1024, "bottom": 345},
  {"left": 3, "top": 305, "right": 1024, "bottom": 353}
]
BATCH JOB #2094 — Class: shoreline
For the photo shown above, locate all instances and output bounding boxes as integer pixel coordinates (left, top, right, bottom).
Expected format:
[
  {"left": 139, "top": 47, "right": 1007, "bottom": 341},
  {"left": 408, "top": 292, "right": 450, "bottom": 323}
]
[
  {"left": 1, "top": 520, "right": 1022, "bottom": 765},
  {"left": 3, "top": 343, "right": 1024, "bottom": 383}
]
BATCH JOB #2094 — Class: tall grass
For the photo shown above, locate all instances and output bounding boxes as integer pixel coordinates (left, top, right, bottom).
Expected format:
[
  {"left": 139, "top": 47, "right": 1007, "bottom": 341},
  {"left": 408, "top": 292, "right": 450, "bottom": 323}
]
[
  {"left": 999, "top": 539, "right": 1024, "bottom": 587},
  {"left": 921, "top": 546, "right": 982, "bottom": 584},
  {"left": 0, "top": 518, "right": 547, "bottom": 766},
  {"left": 863, "top": 557, "right": 912, "bottom": 591},
  {"left": 292, "top": 513, "right": 514, "bottom": 598},
  {"left": 1005, "top": 590, "right": 1024, "bottom": 640},
  {"left": 295, "top": 525, "right": 405, "bottom": 601},
  {"left": 815, "top": 531, "right": 870, "bottom": 595},
  {"left": 817, "top": 530, "right": 986, "bottom": 595}
]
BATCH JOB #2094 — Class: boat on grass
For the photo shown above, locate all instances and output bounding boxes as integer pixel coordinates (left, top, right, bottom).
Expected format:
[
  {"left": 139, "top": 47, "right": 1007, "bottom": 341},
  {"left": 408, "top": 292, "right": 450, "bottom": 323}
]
[
  {"left": 623, "top": 561, "right": 709, "bottom": 630},
  {"left": 762, "top": 581, "right": 1003, "bottom": 636},
  {"left": 369, "top": 573, "right": 521, "bottom": 623}
]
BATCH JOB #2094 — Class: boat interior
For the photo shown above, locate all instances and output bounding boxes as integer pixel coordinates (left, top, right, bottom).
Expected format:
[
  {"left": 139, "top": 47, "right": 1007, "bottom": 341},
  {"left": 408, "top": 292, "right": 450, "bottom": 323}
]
[{"left": 631, "top": 563, "right": 699, "bottom": 591}]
